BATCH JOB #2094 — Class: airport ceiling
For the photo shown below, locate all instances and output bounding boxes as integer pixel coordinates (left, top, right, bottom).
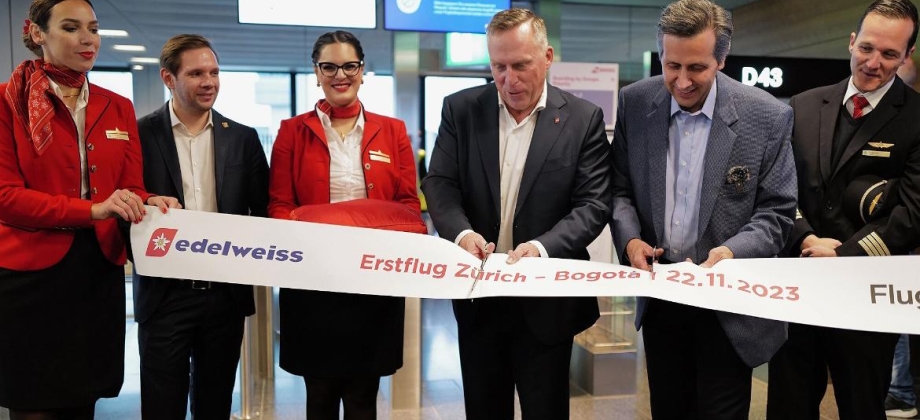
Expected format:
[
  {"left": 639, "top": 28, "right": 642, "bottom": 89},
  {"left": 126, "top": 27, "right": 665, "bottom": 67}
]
[{"left": 91, "top": 0, "right": 779, "bottom": 79}]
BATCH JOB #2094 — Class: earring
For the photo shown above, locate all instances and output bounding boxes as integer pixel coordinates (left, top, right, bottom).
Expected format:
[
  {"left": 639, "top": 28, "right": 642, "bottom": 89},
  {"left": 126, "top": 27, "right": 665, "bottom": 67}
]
[
  {"left": 316, "top": 82, "right": 320, "bottom": 87},
  {"left": 361, "top": 80, "right": 364, "bottom": 84}
]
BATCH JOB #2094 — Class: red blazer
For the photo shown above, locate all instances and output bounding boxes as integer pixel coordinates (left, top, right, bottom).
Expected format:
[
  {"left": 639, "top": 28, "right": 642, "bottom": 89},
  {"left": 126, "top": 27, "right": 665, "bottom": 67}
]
[
  {"left": 0, "top": 82, "right": 149, "bottom": 270},
  {"left": 268, "top": 110, "right": 420, "bottom": 217}
]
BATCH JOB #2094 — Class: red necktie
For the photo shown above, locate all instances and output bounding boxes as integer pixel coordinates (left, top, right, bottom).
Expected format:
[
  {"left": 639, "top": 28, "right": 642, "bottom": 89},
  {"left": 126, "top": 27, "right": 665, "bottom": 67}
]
[{"left": 852, "top": 95, "right": 869, "bottom": 119}]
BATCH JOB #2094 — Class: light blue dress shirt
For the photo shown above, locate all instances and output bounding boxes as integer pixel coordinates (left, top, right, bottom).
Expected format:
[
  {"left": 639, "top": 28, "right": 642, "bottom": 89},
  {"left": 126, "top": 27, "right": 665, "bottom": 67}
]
[{"left": 663, "top": 82, "right": 718, "bottom": 263}]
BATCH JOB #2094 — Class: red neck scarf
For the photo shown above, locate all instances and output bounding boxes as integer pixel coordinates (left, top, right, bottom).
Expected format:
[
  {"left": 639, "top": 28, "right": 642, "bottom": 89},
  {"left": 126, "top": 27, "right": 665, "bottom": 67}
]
[
  {"left": 4, "top": 59, "right": 86, "bottom": 155},
  {"left": 315, "top": 99, "right": 362, "bottom": 119}
]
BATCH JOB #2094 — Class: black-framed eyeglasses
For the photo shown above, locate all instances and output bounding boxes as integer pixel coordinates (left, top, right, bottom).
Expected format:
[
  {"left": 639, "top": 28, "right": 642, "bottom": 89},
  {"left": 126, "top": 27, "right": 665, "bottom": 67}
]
[{"left": 314, "top": 61, "right": 363, "bottom": 77}]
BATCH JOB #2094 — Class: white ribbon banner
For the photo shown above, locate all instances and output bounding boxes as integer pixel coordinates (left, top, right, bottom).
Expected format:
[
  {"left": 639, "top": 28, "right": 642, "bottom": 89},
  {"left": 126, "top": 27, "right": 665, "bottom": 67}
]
[{"left": 131, "top": 208, "right": 920, "bottom": 335}]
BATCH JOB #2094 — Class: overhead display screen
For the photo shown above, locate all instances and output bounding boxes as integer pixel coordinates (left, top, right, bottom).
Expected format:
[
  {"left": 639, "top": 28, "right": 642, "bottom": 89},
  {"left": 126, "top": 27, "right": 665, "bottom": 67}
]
[
  {"left": 385, "top": 0, "right": 510, "bottom": 33},
  {"left": 239, "top": 0, "right": 377, "bottom": 29},
  {"left": 445, "top": 32, "right": 490, "bottom": 68}
]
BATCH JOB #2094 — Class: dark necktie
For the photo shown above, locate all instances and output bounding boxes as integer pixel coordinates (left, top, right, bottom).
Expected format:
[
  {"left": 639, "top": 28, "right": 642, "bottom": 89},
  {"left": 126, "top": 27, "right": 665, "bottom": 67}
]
[{"left": 852, "top": 94, "right": 869, "bottom": 118}]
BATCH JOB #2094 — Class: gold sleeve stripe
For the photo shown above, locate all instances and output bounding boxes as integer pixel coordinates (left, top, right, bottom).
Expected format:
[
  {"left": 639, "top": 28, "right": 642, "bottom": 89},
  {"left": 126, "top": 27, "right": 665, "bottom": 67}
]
[
  {"left": 858, "top": 232, "right": 891, "bottom": 257},
  {"left": 864, "top": 233, "right": 886, "bottom": 256},
  {"left": 859, "top": 236, "right": 882, "bottom": 256},
  {"left": 868, "top": 232, "right": 891, "bottom": 256}
]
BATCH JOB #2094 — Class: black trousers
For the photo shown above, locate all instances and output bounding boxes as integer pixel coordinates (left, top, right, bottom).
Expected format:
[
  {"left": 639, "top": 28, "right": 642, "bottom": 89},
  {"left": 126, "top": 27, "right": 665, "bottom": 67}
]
[
  {"left": 304, "top": 376, "right": 380, "bottom": 420},
  {"left": 766, "top": 323, "right": 900, "bottom": 420},
  {"left": 642, "top": 299, "right": 753, "bottom": 420},
  {"left": 456, "top": 297, "right": 573, "bottom": 420},
  {"left": 137, "top": 283, "right": 245, "bottom": 420}
]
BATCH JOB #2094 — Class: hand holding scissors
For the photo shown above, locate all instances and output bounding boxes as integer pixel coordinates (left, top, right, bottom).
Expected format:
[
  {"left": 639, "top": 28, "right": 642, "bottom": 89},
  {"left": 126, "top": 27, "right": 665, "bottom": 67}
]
[
  {"left": 458, "top": 232, "right": 494, "bottom": 298},
  {"left": 625, "top": 238, "right": 662, "bottom": 271}
]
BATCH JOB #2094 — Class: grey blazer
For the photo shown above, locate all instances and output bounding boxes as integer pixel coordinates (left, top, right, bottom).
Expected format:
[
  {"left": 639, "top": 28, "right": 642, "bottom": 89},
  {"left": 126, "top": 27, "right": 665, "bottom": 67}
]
[{"left": 610, "top": 72, "right": 798, "bottom": 367}]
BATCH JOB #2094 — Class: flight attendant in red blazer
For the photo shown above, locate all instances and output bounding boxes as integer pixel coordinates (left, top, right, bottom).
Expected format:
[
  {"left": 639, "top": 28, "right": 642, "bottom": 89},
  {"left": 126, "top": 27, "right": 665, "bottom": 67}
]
[
  {"left": 268, "top": 30, "right": 420, "bottom": 420},
  {"left": 0, "top": 1, "right": 178, "bottom": 418}
]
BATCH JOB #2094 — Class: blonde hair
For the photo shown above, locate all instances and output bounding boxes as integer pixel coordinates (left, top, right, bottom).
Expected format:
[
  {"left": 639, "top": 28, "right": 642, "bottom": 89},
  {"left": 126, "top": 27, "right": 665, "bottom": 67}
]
[{"left": 486, "top": 8, "right": 548, "bottom": 49}]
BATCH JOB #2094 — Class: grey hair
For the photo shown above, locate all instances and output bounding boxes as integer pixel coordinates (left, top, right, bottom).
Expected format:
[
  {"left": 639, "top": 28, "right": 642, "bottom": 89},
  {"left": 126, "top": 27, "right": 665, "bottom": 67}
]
[{"left": 487, "top": 8, "right": 548, "bottom": 49}]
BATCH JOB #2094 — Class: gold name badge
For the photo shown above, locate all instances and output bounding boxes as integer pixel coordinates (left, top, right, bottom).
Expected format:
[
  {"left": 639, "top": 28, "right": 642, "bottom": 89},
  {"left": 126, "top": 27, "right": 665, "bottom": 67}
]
[
  {"left": 369, "top": 150, "right": 391, "bottom": 164},
  {"left": 862, "top": 150, "right": 891, "bottom": 158},
  {"left": 105, "top": 128, "right": 129, "bottom": 141}
]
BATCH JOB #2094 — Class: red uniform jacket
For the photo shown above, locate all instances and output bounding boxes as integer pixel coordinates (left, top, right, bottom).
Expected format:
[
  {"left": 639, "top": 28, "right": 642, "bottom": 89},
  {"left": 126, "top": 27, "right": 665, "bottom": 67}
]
[
  {"left": 0, "top": 82, "right": 149, "bottom": 270},
  {"left": 268, "top": 110, "right": 420, "bottom": 216},
  {"left": 268, "top": 109, "right": 420, "bottom": 378}
]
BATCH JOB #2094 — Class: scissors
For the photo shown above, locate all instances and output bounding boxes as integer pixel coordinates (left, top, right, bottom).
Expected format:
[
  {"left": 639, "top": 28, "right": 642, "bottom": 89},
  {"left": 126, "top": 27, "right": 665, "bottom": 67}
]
[
  {"left": 650, "top": 245, "right": 660, "bottom": 269},
  {"left": 468, "top": 253, "right": 490, "bottom": 298}
]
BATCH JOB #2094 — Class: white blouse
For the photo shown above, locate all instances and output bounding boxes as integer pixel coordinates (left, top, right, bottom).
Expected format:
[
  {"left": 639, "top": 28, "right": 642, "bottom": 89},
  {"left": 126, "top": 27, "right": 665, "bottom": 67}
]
[{"left": 317, "top": 108, "right": 367, "bottom": 203}]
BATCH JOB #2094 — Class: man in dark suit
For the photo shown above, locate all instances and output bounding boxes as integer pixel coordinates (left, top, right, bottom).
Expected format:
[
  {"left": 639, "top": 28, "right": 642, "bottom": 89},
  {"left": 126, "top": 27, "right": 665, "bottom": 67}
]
[
  {"left": 421, "top": 8, "right": 611, "bottom": 420},
  {"left": 610, "top": 1, "right": 797, "bottom": 418},
  {"left": 766, "top": 1, "right": 920, "bottom": 419},
  {"left": 133, "top": 34, "right": 269, "bottom": 420}
]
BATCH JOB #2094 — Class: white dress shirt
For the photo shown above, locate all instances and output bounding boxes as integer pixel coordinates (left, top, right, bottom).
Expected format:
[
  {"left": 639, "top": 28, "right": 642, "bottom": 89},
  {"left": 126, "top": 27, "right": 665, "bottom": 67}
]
[
  {"left": 455, "top": 83, "right": 549, "bottom": 257},
  {"left": 169, "top": 99, "right": 218, "bottom": 213},
  {"left": 317, "top": 107, "right": 367, "bottom": 203}
]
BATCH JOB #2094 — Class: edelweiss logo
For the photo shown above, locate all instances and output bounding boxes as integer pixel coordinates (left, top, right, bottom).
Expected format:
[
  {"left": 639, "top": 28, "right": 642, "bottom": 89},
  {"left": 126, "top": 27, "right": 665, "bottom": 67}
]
[
  {"left": 146, "top": 228, "right": 179, "bottom": 257},
  {"left": 143, "top": 228, "right": 305, "bottom": 263}
]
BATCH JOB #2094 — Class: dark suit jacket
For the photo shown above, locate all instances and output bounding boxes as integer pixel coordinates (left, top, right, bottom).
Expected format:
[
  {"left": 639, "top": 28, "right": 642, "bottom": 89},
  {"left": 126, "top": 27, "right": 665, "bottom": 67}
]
[
  {"left": 268, "top": 109, "right": 420, "bottom": 377},
  {"left": 788, "top": 76, "right": 920, "bottom": 256},
  {"left": 0, "top": 82, "right": 150, "bottom": 270},
  {"left": 421, "top": 83, "right": 612, "bottom": 345},
  {"left": 132, "top": 102, "right": 269, "bottom": 323},
  {"left": 611, "top": 73, "right": 798, "bottom": 367}
]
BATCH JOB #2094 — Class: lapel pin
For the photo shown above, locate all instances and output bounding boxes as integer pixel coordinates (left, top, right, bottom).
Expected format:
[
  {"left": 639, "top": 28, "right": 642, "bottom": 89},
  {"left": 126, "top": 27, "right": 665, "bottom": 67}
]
[
  {"left": 868, "top": 141, "right": 894, "bottom": 149},
  {"left": 554, "top": 117, "right": 560, "bottom": 124},
  {"left": 221, "top": 122, "right": 229, "bottom": 128}
]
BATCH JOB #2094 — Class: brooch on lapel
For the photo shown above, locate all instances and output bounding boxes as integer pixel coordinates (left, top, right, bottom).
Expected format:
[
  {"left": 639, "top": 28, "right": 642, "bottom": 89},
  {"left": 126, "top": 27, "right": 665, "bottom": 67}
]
[
  {"left": 726, "top": 165, "right": 750, "bottom": 193},
  {"left": 864, "top": 140, "right": 894, "bottom": 158},
  {"left": 868, "top": 141, "right": 894, "bottom": 149}
]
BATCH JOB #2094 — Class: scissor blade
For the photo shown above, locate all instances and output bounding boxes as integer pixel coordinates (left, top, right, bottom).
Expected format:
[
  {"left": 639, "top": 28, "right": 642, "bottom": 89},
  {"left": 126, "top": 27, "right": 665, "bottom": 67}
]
[{"left": 468, "top": 254, "right": 490, "bottom": 298}]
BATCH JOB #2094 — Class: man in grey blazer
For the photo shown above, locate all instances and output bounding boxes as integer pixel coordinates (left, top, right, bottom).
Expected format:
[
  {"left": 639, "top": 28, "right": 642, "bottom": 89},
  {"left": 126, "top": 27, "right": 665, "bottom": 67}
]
[
  {"left": 610, "top": 0, "right": 797, "bottom": 418},
  {"left": 422, "top": 8, "right": 611, "bottom": 420},
  {"left": 134, "top": 34, "right": 269, "bottom": 420}
]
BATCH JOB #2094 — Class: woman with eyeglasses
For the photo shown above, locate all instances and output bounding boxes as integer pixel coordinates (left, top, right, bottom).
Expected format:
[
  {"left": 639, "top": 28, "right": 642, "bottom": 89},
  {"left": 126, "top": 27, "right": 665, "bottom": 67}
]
[
  {"left": 268, "top": 30, "right": 421, "bottom": 420},
  {"left": 0, "top": 0, "right": 180, "bottom": 418}
]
